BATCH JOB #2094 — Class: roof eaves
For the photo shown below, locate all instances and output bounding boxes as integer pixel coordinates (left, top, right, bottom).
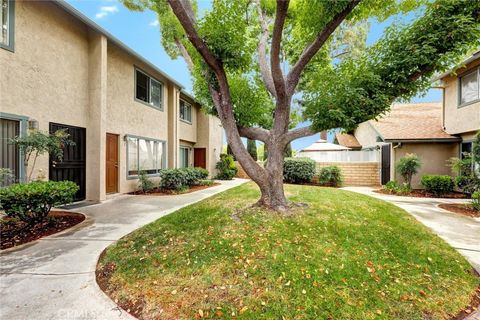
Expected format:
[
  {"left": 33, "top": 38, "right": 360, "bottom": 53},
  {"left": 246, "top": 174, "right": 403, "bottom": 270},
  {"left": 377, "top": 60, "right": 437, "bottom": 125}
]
[
  {"left": 432, "top": 50, "right": 480, "bottom": 81},
  {"left": 53, "top": 0, "right": 185, "bottom": 90},
  {"left": 384, "top": 137, "right": 461, "bottom": 143}
]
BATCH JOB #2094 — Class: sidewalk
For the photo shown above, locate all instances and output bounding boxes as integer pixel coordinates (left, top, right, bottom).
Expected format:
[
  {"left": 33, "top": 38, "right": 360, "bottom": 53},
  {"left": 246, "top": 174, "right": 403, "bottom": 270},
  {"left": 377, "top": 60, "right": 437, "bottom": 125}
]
[{"left": 0, "top": 179, "right": 249, "bottom": 320}]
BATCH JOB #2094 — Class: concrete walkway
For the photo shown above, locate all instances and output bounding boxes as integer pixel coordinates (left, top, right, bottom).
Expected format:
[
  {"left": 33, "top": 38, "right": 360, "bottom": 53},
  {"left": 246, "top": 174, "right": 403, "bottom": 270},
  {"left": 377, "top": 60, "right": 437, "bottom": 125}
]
[
  {"left": 0, "top": 179, "right": 248, "bottom": 320},
  {"left": 343, "top": 187, "right": 480, "bottom": 273}
]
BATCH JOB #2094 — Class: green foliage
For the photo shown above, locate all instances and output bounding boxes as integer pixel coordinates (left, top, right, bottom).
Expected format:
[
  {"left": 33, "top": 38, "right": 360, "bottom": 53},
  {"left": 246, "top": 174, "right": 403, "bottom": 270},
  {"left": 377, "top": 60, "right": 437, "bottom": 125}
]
[
  {"left": 159, "top": 167, "right": 210, "bottom": 191},
  {"left": 138, "top": 171, "right": 156, "bottom": 193},
  {"left": 395, "top": 153, "right": 422, "bottom": 188},
  {"left": 283, "top": 157, "right": 315, "bottom": 184},
  {"left": 246, "top": 139, "right": 258, "bottom": 161},
  {"left": 215, "top": 154, "right": 238, "bottom": 180},
  {"left": 473, "top": 131, "right": 480, "bottom": 174},
  {"left": 0, "top": 168, "right": 15, "bottom": 186},
  {"left": 318, "top": 165, "right": 343, "bottom": 187},
  {"left": 304, "top": 0, "right": 480, "bottom": 132},
  {"left": 421, "top": 175, "right": 454, "bottom": 196},
  {"left": 226, "top": 144, "right": 236, "bottom": 160},
  {"left": 11, "top": 129, "right": 74, "bottom": 181},
  {"left": 454, "top": 176, "right": 480, "bottom": 196},
  {"left": 284, "top": 143, "right": 292, "bottom": 158},
  {"left": 383, "top": 180, "right": 411, "bottom": 195},
  {"left": 472, "top": 191, "right": 480, "bottom": 211},
  {"left": 0, "top": 181, "right": 79, "bottom": 225}
]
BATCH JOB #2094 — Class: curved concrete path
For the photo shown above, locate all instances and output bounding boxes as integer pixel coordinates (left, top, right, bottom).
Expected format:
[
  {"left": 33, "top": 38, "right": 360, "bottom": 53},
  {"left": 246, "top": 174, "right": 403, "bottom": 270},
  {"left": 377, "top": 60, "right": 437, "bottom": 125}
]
[
  {"left": 342, "top": 187, "right": 480, "bottom": 273},
  {"left": 0, "top": 179, "right": 249, "bottom": 320}
]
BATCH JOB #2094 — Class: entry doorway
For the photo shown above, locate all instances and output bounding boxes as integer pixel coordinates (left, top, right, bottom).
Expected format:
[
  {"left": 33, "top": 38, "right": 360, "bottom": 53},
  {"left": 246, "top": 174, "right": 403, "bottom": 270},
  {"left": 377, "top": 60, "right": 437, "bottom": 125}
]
[
  {"left": 381, "top": 144, "right": 391, "bottom": 185},
  {"left": 194, "top": 148, "right": 206, "bottom": 169},
  {"left": 105, "top": 133, "right": 119, "bottom": 194},
  {"left": 49, "top": 123, "right": 86, "bottom": 201}
]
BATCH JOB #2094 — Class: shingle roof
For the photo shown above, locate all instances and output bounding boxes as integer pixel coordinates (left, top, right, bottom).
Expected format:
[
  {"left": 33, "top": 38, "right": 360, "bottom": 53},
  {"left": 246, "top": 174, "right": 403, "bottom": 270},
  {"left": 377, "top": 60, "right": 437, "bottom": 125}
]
[
  {"left": 335, "top": 133, "right": 362, "bottom": 149},
  {"left": 369, "top": 102, "right": 460, "bottom": 141}
]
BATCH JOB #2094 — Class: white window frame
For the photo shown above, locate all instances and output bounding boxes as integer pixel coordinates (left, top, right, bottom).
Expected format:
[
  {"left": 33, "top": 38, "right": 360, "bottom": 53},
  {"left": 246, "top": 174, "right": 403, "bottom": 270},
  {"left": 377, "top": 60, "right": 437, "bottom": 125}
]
[
  {"left": 0, "top": 0, "right": 15, "bottom": 52},
  {"left": 458, "top": 67, "right": 480, "bottom": 108},
  {"left": 126, "top": 135, "right": 167, "bottom": 178},
  {"left": 134, "top": 68, "right": 164, "bottom": 111},
  {"left": 179, "top": 99, "right": 192, "bottom": 124},
  {"left": 179, "top": 145, "right": 192, "bottom": 168}
]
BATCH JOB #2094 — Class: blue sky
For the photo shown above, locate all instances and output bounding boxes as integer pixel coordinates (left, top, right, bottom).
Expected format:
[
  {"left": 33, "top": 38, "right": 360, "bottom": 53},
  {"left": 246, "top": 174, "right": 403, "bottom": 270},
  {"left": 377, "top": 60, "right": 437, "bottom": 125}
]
[{"left": 66, "top": 0, "right": 442, "bottom": 150}]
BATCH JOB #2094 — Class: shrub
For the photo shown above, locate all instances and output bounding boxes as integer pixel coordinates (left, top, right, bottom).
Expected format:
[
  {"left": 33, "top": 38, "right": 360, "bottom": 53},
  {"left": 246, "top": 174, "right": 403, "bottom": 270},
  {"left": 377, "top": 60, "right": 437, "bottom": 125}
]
[
  {"left": 183, "top": 167, "right": 209, "bottom": 186},
  {"left": 0, "top": 181, "right": 79, "bottom": 225},
  {"left": 159, "top": 167, "right": 210, "bottom": 190},
  {"left": 383, "top": 180, "right": 411, "bottom": 194},
  {"left": 384, "top": 181, "right": 399, "bottom": 193},
  {"left": 0, "top": 168, "right": 15, "bottom": 186},
  {"left": 395, "top": 153, "right": 422, "bottom": 188},
  {"left": 472, "top": 191, "right": 480, "bottom": 211},
  {"left": 454, "top": 175, "right": 480, "bottom": 196},
  {"left": 283, "top": 158, "right": 315, "bottom": 184},
  {"left": 138, "top": 171, "right": 156, "bottom": 193},
  {"left": 159, "top": 169, "right": 188, "bottom": 191},
  {"left": 215, "top": 154, "right": 238, "bottom": 180},
  {"left": 199, "top": 179, "right": 215, "bottom": 186},
  {"left": 421, "top": 175, "right": 454, "bottom": 196},
  {"left": 318, "top": 166, "right": 343, "bottom": 187}
]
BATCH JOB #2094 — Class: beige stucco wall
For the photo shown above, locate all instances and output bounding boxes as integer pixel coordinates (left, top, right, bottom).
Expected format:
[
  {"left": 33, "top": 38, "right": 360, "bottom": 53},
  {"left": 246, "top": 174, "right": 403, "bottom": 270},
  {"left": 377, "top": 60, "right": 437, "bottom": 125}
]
[
  {"left": 354, "top": 122, "right": 381, "bottom": 147},
  {"left": 106, "top": 43, "right": 173, "bottom": 194},
  {"left": 442, "top": 59, "right": 480, "bottom": 136},
  {"left": 1, "top": 0, "right": 224, "bottom": 200},
  {"left": 0, "top": 0, "right": 91, "bottom": 184},
  {"left": 392, "top": 143, "right": 458, "bottom": 189}
]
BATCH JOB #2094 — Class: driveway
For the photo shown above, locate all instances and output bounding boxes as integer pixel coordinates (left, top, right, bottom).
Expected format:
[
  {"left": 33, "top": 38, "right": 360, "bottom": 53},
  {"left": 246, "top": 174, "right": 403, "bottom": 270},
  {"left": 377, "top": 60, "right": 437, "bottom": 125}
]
[
  {"left": 343, "top": 187, "right": 480, "bottom": 274},
  {"left": 0, "top": 179, "right": 248, "bottom": 320}
]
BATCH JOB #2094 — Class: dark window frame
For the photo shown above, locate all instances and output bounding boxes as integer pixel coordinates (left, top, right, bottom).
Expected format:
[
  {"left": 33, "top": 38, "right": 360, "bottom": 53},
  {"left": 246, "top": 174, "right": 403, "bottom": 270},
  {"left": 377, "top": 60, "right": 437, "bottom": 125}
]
[
  {"left": 134, "top": 68, "right": 164, "bottom": 111},
  {"left": 179, "top": 99, "right": 192, "bottom": 124},
  {"left": 0, "top": 0, "right": 15, "bottom": 52},
  {"left": 458, "top": 67, "right": 480, "bottom": 108}
]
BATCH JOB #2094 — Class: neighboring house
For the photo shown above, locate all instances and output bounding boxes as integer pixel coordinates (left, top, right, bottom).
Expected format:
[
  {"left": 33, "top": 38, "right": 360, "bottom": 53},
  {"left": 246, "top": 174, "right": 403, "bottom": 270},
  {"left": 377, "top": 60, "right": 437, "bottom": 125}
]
[
  {"left": 0, "top": 0, "right": 223, "bottom": 202},
  {"left": 336, "top": 103, "right": 461, "bottom": 188},
  {"left": 297, "top": 139, "right": 350, "bottom": 162},
  {"left": 436, "top": 50, "right": 480, "bottom": 158}
]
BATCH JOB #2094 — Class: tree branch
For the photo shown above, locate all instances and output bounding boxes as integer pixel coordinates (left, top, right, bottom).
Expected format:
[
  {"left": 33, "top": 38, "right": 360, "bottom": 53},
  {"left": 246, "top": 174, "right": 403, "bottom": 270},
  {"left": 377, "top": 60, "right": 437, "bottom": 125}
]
[
  {"left": 286, "top": 0, "right": 361, "bottom": 96},
  {"left": 284, "top": 125, "right": 318, "bottom": 143},
  {"left": 255, "top": 0, "right": 276, "bottom": 98},
  {"left": 238, "top": 126, "right": 270, "bottom": 142},
  {"left": 174, "top": 37, "right": 194, "bottom": 72},
  {"left": 270, "top": 0, "right": 289, "bottom": 102}
]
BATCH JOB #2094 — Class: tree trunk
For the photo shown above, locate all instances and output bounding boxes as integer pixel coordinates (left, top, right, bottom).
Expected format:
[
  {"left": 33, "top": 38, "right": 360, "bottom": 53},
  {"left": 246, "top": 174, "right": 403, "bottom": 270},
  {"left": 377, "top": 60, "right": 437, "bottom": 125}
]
[{"left": 254, "top": 143, "right": 288, "bottom": 211}]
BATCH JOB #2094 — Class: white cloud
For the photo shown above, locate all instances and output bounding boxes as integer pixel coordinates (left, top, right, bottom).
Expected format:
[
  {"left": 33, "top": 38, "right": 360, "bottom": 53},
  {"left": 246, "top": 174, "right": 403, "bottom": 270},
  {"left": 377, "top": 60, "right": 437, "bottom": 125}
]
[
  {"left": 149, "top": 19, "right": 159, "bottom": 27},
  {"left": 95, "top": 5, "right": 118, "bottom": 19}
]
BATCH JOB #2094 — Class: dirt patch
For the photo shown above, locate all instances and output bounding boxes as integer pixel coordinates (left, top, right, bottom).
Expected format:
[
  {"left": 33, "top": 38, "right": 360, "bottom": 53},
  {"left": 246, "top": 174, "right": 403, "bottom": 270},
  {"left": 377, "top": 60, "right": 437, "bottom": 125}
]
[
  {"left": 375, "top": 189, "right": 467, "bottom": 199},
  {"left": 450, "top": 278, "right": 480, "bottom": 319},
  {"left": 0, "top": 210, "right": 85, "bottom": 250},
  {"left": 438, "top": 203, "right": 480, "bottom": 218},
  {"left": 129, "top": 183, "right": 220, "bottom": 196}
]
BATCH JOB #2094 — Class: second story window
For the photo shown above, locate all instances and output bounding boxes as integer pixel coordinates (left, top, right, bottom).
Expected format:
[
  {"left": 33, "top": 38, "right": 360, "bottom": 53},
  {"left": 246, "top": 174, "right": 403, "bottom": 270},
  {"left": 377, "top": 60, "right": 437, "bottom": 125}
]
[
  {"left": 459, "top": 68, "right": 479, "bottom": 106},
  {"left": 179, "top": 99, "right": 192, "bottom": 123},
  {"left": 135, "top": 69, "right": 163, "bottom": 110},
  {"left": 1, "top": 0, "right": 14, "bottom": 51}
]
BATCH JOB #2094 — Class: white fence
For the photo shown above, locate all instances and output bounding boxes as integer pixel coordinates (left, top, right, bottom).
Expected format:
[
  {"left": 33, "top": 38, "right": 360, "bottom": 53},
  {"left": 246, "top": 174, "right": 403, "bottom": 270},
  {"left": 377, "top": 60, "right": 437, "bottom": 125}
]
[{"left": 297, "top": 150, "right": 380, "bottom": 162}]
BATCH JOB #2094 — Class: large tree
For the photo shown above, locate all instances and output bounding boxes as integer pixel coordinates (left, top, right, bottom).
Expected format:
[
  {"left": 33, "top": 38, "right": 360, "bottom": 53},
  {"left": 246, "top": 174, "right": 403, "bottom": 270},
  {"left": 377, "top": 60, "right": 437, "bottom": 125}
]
[{"left": 124, "top": 0, "right": 480, "bottom": 211}]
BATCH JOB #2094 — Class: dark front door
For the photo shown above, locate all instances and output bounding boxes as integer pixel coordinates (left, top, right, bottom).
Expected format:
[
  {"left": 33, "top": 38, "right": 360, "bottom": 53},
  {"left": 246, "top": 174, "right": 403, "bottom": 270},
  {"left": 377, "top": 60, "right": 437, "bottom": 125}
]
[
  {"left": 105, "top": 133, "right": 119, "bottom": 194},
  {"left": 381, "top": 144, "right": 391, "bottom": 185},
  {"left": 194, "top": 148, "right": 206, "bottom": 169},
  {"left": 49, "top": 123, "right": 86, "bottom": 201},
  {"left": 0, "top": 118, "right": 20, "bottom": 186}
]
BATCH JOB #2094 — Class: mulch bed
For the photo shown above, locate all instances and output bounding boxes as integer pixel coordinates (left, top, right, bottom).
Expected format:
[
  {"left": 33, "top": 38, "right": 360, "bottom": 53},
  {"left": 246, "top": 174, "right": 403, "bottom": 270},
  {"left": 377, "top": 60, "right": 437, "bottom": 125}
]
[
  {"left": 451, "top": 279, "right": 480, "bottom": 319},
  {"left": 438, "top": 203, "right": 480, "bottom": 218},
  {"left": 375, "top": 189, "right": 467, "bottom": 199},
  {"left": 0, "top": 211, "right": 85, "bottom": 250},
  {"left": 129, "top": 183, "right": 220, "bottom": 196}
]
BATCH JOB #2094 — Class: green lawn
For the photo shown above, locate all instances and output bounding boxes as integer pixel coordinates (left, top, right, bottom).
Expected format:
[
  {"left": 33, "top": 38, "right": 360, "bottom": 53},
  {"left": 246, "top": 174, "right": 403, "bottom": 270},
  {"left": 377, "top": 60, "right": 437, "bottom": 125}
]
[{"left": 98, "top": 183, "right": 478, "bottom": 319}]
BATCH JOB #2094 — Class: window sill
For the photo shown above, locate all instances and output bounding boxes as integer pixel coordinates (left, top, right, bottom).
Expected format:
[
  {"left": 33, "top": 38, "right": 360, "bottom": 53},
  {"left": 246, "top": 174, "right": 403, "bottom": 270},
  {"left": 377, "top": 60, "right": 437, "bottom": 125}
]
[
  {"left": 0, "top": 43, "right": 14, "bottom": 52},
  {"left": 127, "top": 173, "right": 162, "bottom": 180},
  {"left": 134, "top": 98, "right": 164, "bottom": 112},
  {"left": 180, "top": 119, "right": 192, "bottom": 125},
  {"left": 458, "top": 99, "right": 480, "bottom": 109}
]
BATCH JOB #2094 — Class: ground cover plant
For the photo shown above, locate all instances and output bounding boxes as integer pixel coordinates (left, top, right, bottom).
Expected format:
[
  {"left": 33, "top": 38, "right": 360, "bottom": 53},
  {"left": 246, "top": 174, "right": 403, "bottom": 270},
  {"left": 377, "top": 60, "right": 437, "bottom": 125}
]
[{"left": 97, "top": 183, "right": 478, "bottom": 319}]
